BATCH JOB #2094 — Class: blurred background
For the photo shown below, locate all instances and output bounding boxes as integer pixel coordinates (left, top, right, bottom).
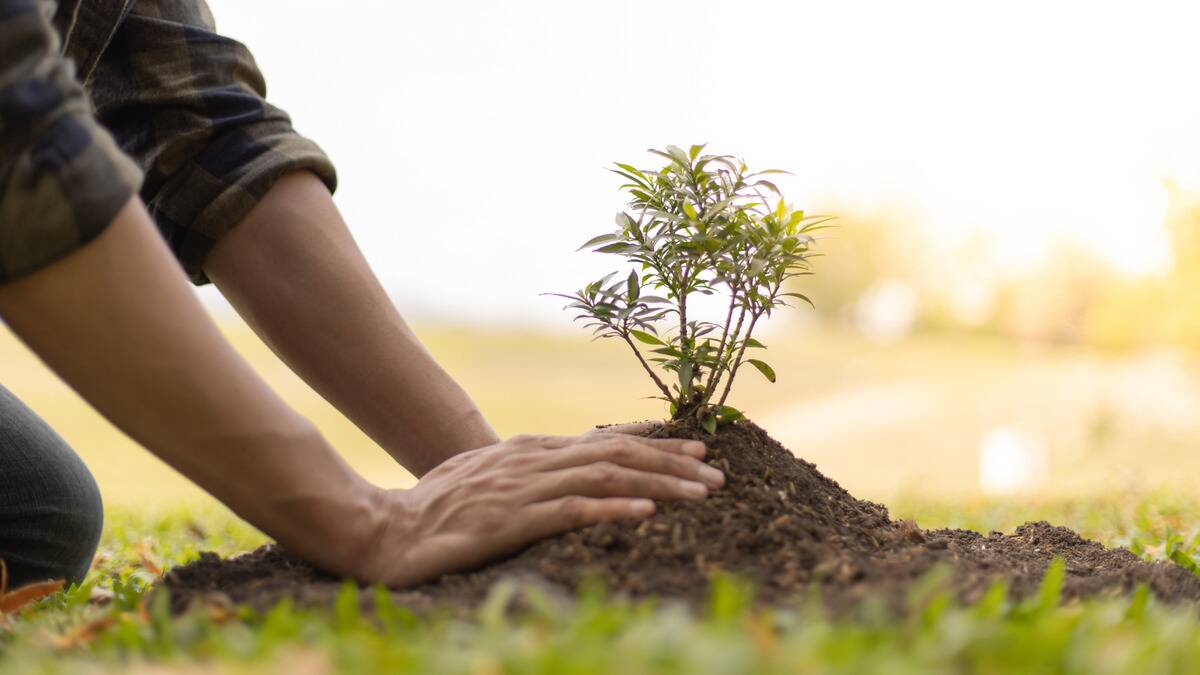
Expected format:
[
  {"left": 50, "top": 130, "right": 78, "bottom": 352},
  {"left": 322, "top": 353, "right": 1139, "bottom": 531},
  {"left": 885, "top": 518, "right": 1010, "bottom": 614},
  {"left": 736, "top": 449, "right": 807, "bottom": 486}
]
[{"left": 6, "top": 0, "right": 1200, "bottom": 510}]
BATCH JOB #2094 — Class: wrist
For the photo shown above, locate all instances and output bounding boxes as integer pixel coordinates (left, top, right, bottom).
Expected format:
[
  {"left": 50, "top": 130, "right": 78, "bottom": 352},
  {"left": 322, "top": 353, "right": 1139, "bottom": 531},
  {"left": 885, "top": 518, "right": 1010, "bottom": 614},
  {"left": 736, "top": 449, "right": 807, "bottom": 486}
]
[
  {"left": 244, "top": 431, "right": 389, "bottom": 579},
  {"left": 393, "top": 408, "right": 499, "bottom": 477},
  {"left": 349, "top": 487, "right": 423, "bottom": 586}
]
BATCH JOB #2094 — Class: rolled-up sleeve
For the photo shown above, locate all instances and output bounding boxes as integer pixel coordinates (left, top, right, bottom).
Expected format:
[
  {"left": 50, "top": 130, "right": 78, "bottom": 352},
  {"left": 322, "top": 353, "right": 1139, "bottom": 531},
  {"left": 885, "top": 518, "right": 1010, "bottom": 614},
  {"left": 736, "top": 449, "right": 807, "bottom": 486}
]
[{"left": 0, "top": 0, "right": 142, "bottom": 283}]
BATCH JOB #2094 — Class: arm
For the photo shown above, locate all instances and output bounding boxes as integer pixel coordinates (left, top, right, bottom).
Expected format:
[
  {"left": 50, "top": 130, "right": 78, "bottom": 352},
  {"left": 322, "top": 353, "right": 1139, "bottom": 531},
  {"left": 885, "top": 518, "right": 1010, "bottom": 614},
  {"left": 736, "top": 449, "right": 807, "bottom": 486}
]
[
  {"left": 204, "top": 171, "right": 495, "bottom": 477},
  {"left": 0, "top": 8, "right": 722, "bottom": 584},
  {"left": 0, "top": 198, "right": 379, "bottom": 576},
  {"left": 0, "top": 198, "right": 723, "bottom": 585}
]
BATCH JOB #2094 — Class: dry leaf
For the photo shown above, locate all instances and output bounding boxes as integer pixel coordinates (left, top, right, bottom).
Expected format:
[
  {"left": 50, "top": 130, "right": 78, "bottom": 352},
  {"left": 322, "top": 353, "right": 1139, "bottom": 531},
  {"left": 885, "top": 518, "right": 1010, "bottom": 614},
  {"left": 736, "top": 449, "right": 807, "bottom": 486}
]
[
  {"left": 184, "top": 520, "right": 208, "bottom": 541},
  {"left": 0, "top": 579, "right": 65, "bottom": 614},
  {"left": 47, "top": 614, "right": 117, "bottom": 649},
  {"left": 134, "top": 541, "right": 163, "bottom": 578}
]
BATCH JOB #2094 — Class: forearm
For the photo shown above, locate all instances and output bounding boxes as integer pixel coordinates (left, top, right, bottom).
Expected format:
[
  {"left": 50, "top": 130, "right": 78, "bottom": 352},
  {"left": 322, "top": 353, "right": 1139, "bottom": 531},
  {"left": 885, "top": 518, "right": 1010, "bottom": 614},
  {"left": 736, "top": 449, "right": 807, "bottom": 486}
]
[
  {"left": 204, "top": 171, "right": 499, "bottom": 477},
  {"left": 0, "top": 198, "right": 380, "bottom": 575}
]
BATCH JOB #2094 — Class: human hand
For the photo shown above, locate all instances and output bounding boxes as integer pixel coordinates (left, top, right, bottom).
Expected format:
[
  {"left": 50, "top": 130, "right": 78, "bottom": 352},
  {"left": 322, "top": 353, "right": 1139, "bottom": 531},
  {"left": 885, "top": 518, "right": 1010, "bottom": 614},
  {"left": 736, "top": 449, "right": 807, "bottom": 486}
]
[{"left": 352, "top": 431, "right": 723, "bottom": 588}]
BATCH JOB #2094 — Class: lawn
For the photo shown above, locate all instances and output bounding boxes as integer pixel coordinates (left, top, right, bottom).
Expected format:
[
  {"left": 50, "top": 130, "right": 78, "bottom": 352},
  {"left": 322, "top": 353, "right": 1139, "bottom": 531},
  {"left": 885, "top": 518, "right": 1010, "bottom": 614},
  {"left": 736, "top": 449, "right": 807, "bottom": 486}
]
[
  {"left": 2, "top": 495, "right": 1200, "bottom": 674},
  {"left": 4, "top": 320, "right": 1200, "bottom": 672}
]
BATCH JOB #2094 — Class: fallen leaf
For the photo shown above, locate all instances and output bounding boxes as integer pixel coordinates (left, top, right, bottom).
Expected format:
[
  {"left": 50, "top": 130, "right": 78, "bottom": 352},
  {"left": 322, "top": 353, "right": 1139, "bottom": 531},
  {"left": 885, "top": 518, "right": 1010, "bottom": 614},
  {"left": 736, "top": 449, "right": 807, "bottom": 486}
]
[
  {"left": 46, "top": 614, "right": 118, "bottom": 649},
  {"left": 134, "top": 541, "right": 163, "bottom": 577},
  {"left": 184, "top": 520, "right": 208, "bottom": 541},
  {"left": 0, "top": 579, "right": 65, "bottom": 614}
]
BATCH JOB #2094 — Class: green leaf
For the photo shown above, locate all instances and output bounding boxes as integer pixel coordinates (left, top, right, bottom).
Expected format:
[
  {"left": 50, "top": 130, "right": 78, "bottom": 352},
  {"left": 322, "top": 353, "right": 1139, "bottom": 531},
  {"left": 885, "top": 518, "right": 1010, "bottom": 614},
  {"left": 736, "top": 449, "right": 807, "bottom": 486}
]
[
  {"left": 746, "top": 359, "right": 776, "bottom": 383},
  {"left": 595, "top": 242, "right": 639, "bottom": 254},
  {"left": 629, "top": 329, "right": 664, "bottom": 346},
  {"left": 701, "top": 414, "right": 717, "bottom": 435},
  {"left": 743, "top": 338, "right": 767, "bottom": 349},
  {"left": 1034, "top": 557, "right": 1065, "bottom": 614},
  {"left": 755, "top": 179, "right": 781, "bottom": 195},
  {"left": 717, "top": 405, "right": 744, "bottom": 422},
  {"left": 683, "top": 201, "right": 698, "bottom": 220},
  {"left": 780, "top": 292, "right": 815, "bottom": 308},
  {"left": 626, "top": 269, "right": 639, "bottom": 301},
  {"left": 577, "top": 233, "right": 619, "bottom": 251},
  {"left": 678, "top": 360, "right": 694, "bottom": 391}
]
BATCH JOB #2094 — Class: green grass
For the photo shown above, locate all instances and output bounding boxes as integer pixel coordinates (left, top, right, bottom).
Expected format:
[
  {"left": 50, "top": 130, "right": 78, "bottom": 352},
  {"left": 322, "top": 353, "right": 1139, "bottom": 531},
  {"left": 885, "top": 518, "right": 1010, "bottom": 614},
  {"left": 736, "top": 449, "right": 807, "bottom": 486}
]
[{"left": 4, "top": 495, "right": 1200, "bottom": 674}]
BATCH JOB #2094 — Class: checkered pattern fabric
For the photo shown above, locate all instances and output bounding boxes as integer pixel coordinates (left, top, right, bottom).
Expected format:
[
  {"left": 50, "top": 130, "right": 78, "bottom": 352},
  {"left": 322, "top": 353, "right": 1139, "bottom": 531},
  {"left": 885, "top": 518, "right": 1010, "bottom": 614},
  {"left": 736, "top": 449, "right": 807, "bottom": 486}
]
[{"left": 0, "top": 0, "right": 336, "bottom": 284}]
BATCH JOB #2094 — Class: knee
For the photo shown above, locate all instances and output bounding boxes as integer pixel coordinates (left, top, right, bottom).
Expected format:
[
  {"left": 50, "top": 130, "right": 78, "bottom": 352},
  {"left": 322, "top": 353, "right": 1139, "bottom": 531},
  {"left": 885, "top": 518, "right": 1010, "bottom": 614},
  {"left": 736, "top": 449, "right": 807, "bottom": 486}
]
[
  {"left": 0, "top": 385, "right": 104, "bottom": 585},
  {"left": 0, "top": 444, "right": 104, "bottom": 587},
  {"left": 55, "top": 468, "right": 105, "bottom": 584}
]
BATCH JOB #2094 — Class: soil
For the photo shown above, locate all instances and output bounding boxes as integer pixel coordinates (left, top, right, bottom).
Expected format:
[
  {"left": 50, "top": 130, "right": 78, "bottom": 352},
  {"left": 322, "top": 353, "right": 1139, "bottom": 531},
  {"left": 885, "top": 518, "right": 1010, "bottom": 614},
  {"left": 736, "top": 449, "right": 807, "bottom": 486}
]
[{"left": 162, "top": 420, "right": 1200, "bottom": 616}]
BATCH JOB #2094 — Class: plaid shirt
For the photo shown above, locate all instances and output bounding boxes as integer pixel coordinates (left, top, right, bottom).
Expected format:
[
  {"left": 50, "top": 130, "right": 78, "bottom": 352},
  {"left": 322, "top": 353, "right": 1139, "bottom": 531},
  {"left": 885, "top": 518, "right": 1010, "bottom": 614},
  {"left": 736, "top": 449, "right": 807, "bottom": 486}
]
[{"left": 0, "top": 0, "right": 336, "bottom": 284}]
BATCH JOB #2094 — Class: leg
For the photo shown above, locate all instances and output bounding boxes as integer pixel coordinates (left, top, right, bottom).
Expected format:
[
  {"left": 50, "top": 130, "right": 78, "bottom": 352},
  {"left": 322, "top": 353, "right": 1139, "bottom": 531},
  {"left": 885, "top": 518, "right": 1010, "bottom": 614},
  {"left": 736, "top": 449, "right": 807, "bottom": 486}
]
[{"left": 0, "top": 384, "right": 103, "bottom": 586}]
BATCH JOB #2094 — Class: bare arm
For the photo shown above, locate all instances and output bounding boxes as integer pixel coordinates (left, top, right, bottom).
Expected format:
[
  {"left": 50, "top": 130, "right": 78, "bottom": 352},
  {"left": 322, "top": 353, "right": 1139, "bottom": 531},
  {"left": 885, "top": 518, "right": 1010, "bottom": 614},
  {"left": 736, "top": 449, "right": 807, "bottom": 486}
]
[
  {"left": 0, "top": 198, "right": 380, "bottom": 576},
  {"left": 204, "top": 171, "right": 496, "bottom": 477},
  {"left": 0, "top": 198, "right": 722, "bottom": 584}
]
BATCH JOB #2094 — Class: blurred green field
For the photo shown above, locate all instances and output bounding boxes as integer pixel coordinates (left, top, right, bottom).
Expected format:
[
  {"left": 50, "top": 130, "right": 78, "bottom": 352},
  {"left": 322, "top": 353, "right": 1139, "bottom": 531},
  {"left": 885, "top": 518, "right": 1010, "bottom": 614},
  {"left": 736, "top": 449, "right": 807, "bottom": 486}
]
[
  {"left": 6, "top": 315, "right": 1200, "bottom": 672},
  {"left": 3, "top": 314, "right": 1199, "bottom": 506}
]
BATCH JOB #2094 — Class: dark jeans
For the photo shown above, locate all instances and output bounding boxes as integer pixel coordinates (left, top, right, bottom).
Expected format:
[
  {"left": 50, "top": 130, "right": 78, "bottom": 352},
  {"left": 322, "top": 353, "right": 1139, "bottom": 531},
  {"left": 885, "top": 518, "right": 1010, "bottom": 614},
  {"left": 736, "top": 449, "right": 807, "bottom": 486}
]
[{"left": 0, "top": 384, "right": 103, "bottom": 587}]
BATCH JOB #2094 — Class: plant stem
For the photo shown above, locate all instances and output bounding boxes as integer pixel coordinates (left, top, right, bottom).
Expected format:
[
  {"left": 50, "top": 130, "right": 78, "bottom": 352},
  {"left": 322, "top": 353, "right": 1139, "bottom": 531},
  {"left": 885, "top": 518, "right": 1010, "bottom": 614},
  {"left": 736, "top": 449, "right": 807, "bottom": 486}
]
[
  {"left": 702, "top": 287, "right": 740, "bottom": 405},
  {"left": 620, "top": 332, "right": 673, "bottom": 400},
  {"left": 677, "top": 262, "right": 691, "bottom": 401},
  {"left": 716, "top": 310, "right": 762, "bottom": 409},
  {"left": 707, "top": 301, "right": 748, "bottom": 403}
]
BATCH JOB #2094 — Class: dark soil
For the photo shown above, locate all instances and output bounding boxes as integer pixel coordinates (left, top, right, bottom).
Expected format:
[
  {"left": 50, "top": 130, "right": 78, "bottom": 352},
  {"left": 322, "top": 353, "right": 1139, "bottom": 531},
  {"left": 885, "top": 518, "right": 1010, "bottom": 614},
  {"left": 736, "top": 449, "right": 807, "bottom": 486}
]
[{"left": 163, "top": 420, "right": 1200, "bottom": 616}]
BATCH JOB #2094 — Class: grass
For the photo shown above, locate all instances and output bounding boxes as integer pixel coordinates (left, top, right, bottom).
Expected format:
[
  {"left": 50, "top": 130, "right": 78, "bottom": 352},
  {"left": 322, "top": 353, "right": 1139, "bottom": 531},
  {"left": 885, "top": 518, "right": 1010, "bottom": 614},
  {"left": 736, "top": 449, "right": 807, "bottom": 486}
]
[
  {"left": 3, "top": 494, "right": 1200, "bottom": 674},
  {"left": 5, "top": 318, "right": 1200, "bottom": 505},
  {"left": 6, "top": 318, "right": 1200, "bottom": 671}
]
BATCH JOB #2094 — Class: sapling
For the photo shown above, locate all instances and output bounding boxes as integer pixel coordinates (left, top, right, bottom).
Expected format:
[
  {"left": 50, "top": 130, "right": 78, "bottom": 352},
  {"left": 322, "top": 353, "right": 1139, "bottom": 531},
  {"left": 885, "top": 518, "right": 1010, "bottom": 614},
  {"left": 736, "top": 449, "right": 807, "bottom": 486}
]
[{"left": 550, "top": 144, "right": 830, "bottom": 433}]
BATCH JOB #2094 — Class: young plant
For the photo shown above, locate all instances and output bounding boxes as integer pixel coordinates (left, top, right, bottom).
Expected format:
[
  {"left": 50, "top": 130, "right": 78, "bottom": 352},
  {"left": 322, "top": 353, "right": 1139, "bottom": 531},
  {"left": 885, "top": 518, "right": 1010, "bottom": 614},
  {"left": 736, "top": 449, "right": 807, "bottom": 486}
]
[{"left": 550, "top": 144, "right": 830, "bottom": 433}]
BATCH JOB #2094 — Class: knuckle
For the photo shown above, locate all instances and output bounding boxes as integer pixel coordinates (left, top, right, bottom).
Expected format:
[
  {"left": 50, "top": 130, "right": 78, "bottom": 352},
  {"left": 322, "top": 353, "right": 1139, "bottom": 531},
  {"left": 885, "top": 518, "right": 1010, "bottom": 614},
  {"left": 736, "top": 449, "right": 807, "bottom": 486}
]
[
  {"left": 617, "top": 436, "right": 643, "bottom": 450},
  {"left": 669, "top": 455, "right": 696, "bottom": 474},
  {"left": 560, "top": 496, "right": 591, "bottom": 525},
  {"left": 591, "top": 461, "right": 621, "bottom": 484},
  {"left": 607, "top": 444, "right": 635, "bottom": 463}
]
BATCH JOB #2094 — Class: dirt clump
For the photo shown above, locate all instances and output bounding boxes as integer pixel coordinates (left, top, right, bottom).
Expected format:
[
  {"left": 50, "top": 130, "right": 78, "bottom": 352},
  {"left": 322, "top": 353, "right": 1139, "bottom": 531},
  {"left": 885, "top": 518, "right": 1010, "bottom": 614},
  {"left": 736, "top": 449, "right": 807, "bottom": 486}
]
[{"left": 163, "top": 421, "right": 1200, "bottom": 615}]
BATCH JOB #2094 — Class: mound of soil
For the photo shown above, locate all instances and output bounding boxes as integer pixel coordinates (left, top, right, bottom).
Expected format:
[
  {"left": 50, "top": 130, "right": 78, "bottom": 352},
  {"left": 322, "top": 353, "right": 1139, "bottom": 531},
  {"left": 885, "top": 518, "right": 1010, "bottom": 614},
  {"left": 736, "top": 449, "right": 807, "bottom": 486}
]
[{"left": 163, "top": 421, "right": 1200, "bottom": 616}]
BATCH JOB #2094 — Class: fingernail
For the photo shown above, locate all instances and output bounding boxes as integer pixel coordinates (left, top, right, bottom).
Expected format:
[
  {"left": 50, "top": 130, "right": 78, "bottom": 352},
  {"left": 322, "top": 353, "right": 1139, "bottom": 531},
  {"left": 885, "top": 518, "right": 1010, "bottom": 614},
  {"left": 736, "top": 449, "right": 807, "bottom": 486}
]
[
  {"left": 684, "top": 441, "right": 706, "bottom": 457},
  {"left": 630, "top": 499, "right": 655, "bottom": 517},
  {"left": 698, "top": 464, "right": 725, "bottom": 488},
  {"left": 680, "top": 480, "right": 708, "bottom": 499}
]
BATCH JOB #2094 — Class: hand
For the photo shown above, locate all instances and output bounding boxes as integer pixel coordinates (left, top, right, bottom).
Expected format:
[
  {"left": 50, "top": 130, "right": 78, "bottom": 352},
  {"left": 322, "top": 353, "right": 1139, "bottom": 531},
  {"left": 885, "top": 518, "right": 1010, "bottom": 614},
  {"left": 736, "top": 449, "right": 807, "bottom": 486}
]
[
  {"left": 580, "top": 420, "right": 663, "bottom": 440},
  {"left": 352, "top": 431, "right": 724, "bottom": 588}
]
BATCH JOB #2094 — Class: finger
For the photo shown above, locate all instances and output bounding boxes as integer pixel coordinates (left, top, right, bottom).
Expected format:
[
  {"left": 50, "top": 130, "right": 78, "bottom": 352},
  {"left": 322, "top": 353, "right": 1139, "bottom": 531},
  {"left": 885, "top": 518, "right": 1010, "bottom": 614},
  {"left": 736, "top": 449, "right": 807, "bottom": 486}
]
[
  {"left": 523, "top": 462, "right": 710, "bottom": 503},
  {"left": 588, "top": 421, "right": 661, "bottom": 436},
  {"left": 520, "top": 496, "right": 655, "bottom": 541},
  {"left": 505, "top": 434, "right": 582, "bottom": 451},
  {"left": 575, "top": 433, "right": 707, "bottom": 459},
  {"left": 533, "top": 437, "right": 723, "bottom": 488}
]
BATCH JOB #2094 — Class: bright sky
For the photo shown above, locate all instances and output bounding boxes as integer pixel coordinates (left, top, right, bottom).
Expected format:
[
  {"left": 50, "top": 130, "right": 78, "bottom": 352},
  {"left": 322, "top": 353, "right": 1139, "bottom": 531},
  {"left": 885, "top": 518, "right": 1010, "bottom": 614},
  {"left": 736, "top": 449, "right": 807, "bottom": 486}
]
[{"left": 201, "top": 0, "right": 1200, "bottom": 325}]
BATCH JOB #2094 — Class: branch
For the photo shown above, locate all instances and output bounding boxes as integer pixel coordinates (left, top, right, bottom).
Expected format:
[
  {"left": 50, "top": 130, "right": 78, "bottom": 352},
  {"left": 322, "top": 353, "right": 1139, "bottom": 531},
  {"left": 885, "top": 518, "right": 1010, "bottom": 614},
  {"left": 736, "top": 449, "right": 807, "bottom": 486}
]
[
  {"left": 620, "top": 332, "right": 673, "bottom": 401},
  {"left": 701, "top": 284, "right": 740, "bottom": 405},
  {"left": 706, "top": 299, "right": 748, "bottom": 402},
  {"left": 715, "top": 310, "right": 762, "bottom": 409}
]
